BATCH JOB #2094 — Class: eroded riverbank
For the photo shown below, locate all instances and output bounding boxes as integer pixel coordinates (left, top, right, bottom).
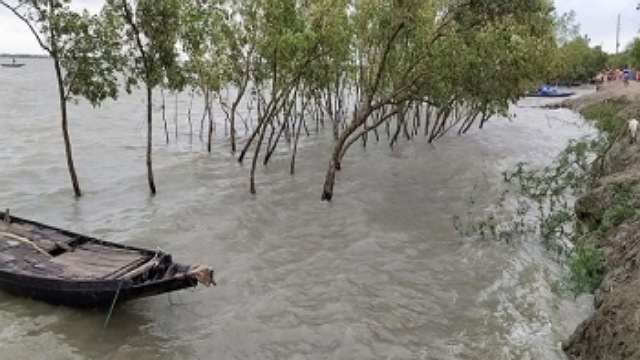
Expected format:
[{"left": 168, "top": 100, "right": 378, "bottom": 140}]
[{"left": 557, "top": 82, "right": 640, "bottom": 359}]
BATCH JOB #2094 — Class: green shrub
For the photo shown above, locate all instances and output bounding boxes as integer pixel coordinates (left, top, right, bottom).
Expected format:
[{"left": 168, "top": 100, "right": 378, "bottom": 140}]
[
  {"left": 568, "top": 239, "right": 605, "bottom": 294},
  {"left": 580, "top": 100, "right": 628, "bottom": 139}
]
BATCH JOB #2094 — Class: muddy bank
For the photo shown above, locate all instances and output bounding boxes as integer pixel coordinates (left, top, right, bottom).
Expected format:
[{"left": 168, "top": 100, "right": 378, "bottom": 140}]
[{"left": 556, "top": 82, "right": 640, "bottom": 359}]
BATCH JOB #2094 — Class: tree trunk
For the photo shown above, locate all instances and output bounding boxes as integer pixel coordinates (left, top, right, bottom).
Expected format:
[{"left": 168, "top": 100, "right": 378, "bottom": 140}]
[
  {"left": 174, "top": 93, "right": 178, "bottom": 140},
  {"left": 321, "top": 130, "right": 348, "bottom": 201},
  {"left": 321, "top": 160, "right": 337, "bottom": 201},
  {"left": 290, "top": 114, "right": 304, "bottom": 175},
  {"left": 146, "top": 85, "right": 156, "bottom": 195},
  {"left": 238, "top": 118, "right": 263, "bottom": 164},
  {"left": 250, "top": 118, "right": 269, "bottom": 195},
  {"left": 361, "top": 118, "right": 368, "bottom": 147},
  {"left": 161, "top": 90, "right": 169, "bottom": 144},
  {"left": 199, "top": 91, "right": 208, "bottom": 142},
  {"left": 188, "top": 93, "right": 194, "bottom": 144},
  {"left": 207, "top": 96, "right": 214, "bottom": 153},
  {"left": 321, "top": 105, "right": 377, "bottom": 201},
  {"left": 264, "top": 121, "right": 286, "bottom": 165},
  {"left": 53, "top": 57, "right": 81, "bottom": 197},
  {"left": 230, "top": 107, "right": 237, "bottom": 153},
  {"left": 231, "top": 79, "right": 249, "bottom": 154}
]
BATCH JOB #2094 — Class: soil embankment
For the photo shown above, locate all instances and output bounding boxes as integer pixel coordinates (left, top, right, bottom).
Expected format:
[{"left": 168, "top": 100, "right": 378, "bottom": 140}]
[
  {"left": 558, "top": 82, "right": 640, "bottom": 359},
  {"left": 555, "top": 82, "right": 640, "bottom": 117}
]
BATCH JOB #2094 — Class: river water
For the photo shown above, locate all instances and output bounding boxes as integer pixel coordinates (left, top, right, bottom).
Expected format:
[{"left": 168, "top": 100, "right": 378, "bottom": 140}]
[{"left": 0, "top": 59, "right": 595, "bottom": 360}]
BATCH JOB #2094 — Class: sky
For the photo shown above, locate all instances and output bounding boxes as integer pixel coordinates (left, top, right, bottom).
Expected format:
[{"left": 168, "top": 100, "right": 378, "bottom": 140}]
[
  {"left": 0, "top": 0, "right": 639, "bottom": 55},
  {"left": 0, "top": 0, "right": 102, "bottom": 54},
  {"left": 554, "top": 0, "right": 640, "bottom": 53}
]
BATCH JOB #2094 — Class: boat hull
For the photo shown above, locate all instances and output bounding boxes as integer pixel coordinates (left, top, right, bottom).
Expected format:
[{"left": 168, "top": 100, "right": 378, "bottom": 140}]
[
  {"left": 0, "top": 210, "right": 213, "bottom": 308},
  {"left": 0, "top": 270, "right": 198, "bottom": 308}
]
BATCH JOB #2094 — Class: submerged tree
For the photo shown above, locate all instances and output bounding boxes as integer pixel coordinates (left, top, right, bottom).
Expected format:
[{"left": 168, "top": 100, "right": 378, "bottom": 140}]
[
  {"left": 0, "top": 0, "right": 123, "bottom": 197},
  {"left": 231, "top": 0, "right": 353, "bottom": 194},
  {"left": 219, "top": 0, "right": 260, "bottom": 154},
  {"left": 315, "top": 0, "right": 558, "bottom": 200},
  {"left": 181, "top": 0, "right": 228, "bottom": 153},
  {"left": 106, "top": 0, "right": 184, "bottom": 195}
]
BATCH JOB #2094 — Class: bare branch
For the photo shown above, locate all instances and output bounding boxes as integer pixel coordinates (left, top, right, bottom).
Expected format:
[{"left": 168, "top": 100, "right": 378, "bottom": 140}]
[
  {"left": 0, "top": 0, "right": 52, "bottom": 53},
  {"left": 340, "top": 107, "right": 401, "bottom": 160},
  {"left": 366, "top": 22, "right": 406, "bottom": 106}
]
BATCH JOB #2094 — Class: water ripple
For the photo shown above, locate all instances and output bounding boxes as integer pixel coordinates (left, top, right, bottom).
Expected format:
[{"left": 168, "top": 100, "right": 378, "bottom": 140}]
[{"left": 0, "top": 59, "right": 596, "bottom": 360}]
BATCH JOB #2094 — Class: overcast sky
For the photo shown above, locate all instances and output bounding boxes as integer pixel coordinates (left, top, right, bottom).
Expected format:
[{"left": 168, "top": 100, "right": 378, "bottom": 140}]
[
  {"left": 1, "top": 0, "right": 639, "bottom": 54},
  {"left": 554, "top": 0, "right": 640, "bottom": 53}
]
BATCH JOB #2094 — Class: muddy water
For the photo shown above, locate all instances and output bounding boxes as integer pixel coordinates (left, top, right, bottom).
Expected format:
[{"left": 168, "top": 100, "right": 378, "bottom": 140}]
[{"left": 0, "top": 59, "right": 594, "bottom": 360}]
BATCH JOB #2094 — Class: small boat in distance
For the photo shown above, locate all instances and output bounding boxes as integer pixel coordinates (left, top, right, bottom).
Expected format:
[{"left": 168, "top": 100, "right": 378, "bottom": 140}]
[
  {"left": 525, "top": 85, "right": 575, "bottom": 98},
  {"left": 0, "top": 209, "right": 215, "bottom": 308},
  {"left": 1, "top": 59, "right": 25, "bottom": 68}
]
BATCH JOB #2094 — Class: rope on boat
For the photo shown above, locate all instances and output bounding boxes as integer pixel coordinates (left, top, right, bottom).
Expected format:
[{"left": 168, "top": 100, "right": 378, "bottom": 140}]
[
  {"left": 122, "top": 253, "right": 161, "bottom": 279},
  {"left": 103, "top": 278, "right": 124, "bottom": 329},
  {"left": 0, "top": 232, "right": 51, "bottom": 257}
]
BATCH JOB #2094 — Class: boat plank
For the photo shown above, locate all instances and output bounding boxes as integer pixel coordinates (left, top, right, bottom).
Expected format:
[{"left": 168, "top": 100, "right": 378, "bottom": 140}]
[
  {"left": 0, "top": 237, "right": 61, "bottom": 277},
  {"left": 47, "top": 245, "right": 146, "bottom": 279},
  {"left": 0, "top": 222, "right": 73, "bottom": 252}
]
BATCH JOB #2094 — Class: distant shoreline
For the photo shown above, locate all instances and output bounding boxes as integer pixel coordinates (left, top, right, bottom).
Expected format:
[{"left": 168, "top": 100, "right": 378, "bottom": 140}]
[{"left": 0, "top": 54, "right": 49, "bottom": 59}]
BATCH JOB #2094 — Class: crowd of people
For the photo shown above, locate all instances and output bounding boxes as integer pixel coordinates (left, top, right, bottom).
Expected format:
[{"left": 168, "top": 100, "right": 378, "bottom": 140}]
[
  {"left": 594, "top": 67, "right": 639, "bottom": 90},
  {"left": 596, "top": 67, "right": 638, "bottom": 84}
]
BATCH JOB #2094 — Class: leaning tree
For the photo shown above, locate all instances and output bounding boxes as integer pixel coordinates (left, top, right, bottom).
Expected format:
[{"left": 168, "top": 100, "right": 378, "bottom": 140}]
[{"left": 316, "top": 0, "right": 558, "bottom": 200}]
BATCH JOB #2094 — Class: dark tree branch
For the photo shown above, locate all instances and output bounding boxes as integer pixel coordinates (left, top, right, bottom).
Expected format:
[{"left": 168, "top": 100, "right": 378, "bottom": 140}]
[
  {"left": 366, "top": 22, "right": 405, "bottom": 106},
  {"left": 0, "top": 0, "right": 52, "bottom": 53}
]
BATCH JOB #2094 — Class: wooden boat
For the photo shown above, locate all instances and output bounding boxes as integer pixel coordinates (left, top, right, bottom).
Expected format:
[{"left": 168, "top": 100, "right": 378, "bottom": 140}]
[
  {"left": 0, "top": 210, "right": 214, "bottom": 308},
  {"left": 1, "top": 63, "right": 25, "bottom": 68},
  {"left": 1, "top": 59, "right": 25, "bottom": 68}
]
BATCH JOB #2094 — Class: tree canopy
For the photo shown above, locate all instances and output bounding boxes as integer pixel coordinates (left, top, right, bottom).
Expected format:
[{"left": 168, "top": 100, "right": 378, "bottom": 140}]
[
  {"left": 1, "top": 0, "right": 572, "bottom": 199},
  {"left": 550, "top": 10, "right": 608, "bottom": 85}
]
